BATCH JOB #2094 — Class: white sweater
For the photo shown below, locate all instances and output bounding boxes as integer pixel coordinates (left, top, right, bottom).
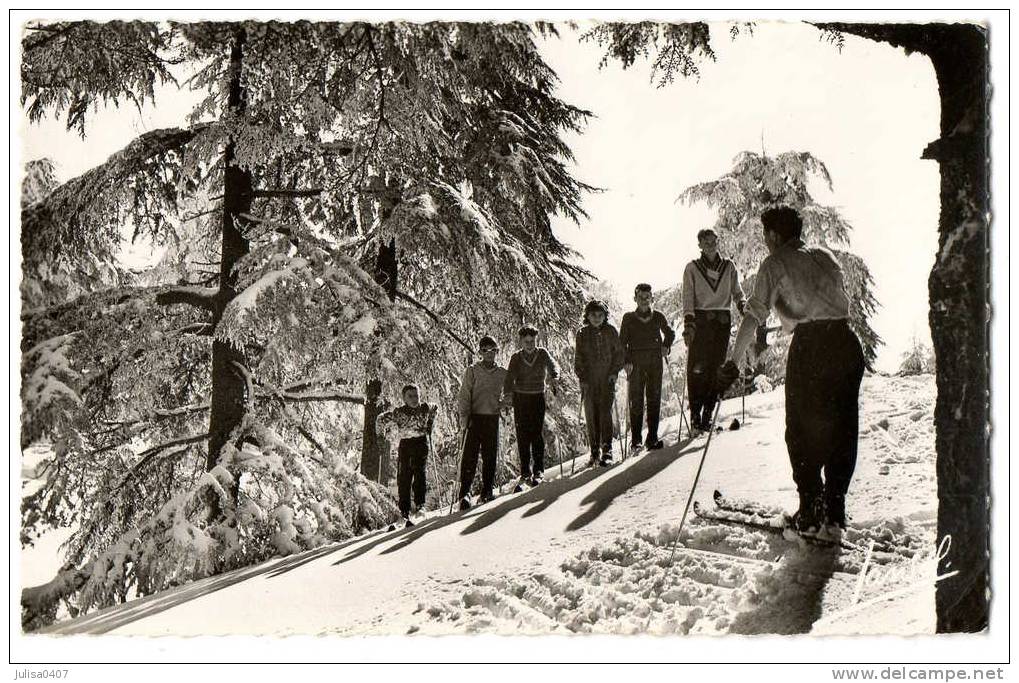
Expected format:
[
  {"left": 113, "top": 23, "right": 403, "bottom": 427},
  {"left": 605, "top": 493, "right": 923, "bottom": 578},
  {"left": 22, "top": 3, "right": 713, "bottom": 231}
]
[{"left": 682, "top": 256, "right": 745, "bottom": 317}]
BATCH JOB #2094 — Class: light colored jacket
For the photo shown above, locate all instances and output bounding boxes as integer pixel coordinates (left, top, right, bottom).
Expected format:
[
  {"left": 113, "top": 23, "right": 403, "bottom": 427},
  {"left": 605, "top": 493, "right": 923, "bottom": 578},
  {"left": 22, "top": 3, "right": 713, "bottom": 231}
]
[
  {"left": 745, "top": 239, "right": 851, "bottom": 332},
  {"left": 457, "top": 362, "right": 508, "bottom": 421}
]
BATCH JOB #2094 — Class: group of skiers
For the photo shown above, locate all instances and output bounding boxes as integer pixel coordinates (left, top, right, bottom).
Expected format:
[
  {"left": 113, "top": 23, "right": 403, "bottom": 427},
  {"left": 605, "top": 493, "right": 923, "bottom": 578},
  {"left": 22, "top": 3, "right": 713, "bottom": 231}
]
[{"left": 378, "top": 206, "right": 864, "bottom": 534}]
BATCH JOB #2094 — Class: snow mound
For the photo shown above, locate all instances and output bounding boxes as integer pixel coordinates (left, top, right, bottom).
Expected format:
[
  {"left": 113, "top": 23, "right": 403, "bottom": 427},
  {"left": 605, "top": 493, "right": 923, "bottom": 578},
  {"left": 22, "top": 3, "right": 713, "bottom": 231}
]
[{"left": 418, "top": 505, "right": 935, "bottom": 636}]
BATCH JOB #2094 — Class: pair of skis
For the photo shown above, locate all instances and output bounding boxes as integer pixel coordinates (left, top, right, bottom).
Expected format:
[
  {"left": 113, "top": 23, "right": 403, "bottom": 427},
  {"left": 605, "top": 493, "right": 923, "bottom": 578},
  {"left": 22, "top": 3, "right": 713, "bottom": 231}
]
[{"left": 694, "top": 490, "right": 892, "bottom": 553}]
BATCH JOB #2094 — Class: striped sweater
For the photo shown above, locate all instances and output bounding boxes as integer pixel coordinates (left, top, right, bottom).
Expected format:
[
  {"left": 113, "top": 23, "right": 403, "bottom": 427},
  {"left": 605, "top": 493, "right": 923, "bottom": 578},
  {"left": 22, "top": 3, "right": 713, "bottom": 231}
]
[{"left": 682, "top": 255, "right": 746, "bottom": 318}]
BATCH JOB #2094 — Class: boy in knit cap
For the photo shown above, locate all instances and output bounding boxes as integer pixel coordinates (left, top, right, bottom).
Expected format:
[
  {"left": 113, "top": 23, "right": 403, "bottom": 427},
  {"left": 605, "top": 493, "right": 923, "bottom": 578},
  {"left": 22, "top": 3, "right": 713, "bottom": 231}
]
[
  {"left": 620, "top": 283, "right": 676, "bottom": 452},
  {"left": 682, "top": 228, "right": 746, "bottom": 432},
  {"left": 376, "top": 383, "right": 437, "bottom": 527},
  {"left": 574, "top": 300, "right": 625, "bottom": 466},
  {"left": 456, "top": 335, "right": 509, "bottom": 510},
  {"left": 504, "top": 325, "right": 560, "bottom": 490}
]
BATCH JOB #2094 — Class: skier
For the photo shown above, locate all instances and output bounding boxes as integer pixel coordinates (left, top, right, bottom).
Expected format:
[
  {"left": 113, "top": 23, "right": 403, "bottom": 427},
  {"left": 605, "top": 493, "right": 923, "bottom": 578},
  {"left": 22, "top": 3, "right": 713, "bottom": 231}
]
[
  {"left": 376, "top": 384, "right": 437, "bottom": 527},
  {"left": 721, "top": 206, "right": 865, "bottom": 532},
  {"left": 456, "top": 335, "right": 509, "bottom": 510},
  {"left": 682, "top": 228, "right": 746, "bottom": 433},
  {"left": 503, "top": 325, "right": 560, "bottom": 490},
  {"left": 574, "top": 300, "right": 625, "bottom": 467},
  {"left": 620, "top": 283, "right": 676, "bottom": 453}
]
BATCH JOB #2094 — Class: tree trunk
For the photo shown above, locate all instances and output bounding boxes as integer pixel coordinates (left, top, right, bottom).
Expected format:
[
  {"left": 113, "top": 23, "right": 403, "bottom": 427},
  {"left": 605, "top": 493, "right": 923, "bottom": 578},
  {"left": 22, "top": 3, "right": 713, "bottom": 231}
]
[
  {"left": 923, "top": 27, "right": 990, "bottom": 635},
  {"left": 820, "top": 22, "right": 990, "bottom": 632},
  {"left": 207, "top": 28, "right": 253, "bottom": 514},
  {"left": 360, "top": 237, "right": 398, "bottom": 483}
]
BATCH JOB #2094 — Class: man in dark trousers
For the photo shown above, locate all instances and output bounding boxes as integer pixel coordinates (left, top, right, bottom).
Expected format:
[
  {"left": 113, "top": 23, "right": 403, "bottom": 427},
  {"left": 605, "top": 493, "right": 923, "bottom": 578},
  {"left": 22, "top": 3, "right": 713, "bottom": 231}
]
[
  {"left": 574, "top": 300, "right": 625, "bottom": 466},
  {"left": 456, "top": 335, "right": 509, "bottom": 510},
  {"left": 376, "top": 384, "right": 437, "bottom": 527},
  {"left": 682, "top": 228, "right": 746, "bottom": 432},
  {"left": 620, "top": 284, "right": 676, "bottom": 452},
  {"left": 504, "top": 325, "right": 560, "bottom": 489},
  {"left": 722, "top": 206, "right": 865, "bottom": 532}
]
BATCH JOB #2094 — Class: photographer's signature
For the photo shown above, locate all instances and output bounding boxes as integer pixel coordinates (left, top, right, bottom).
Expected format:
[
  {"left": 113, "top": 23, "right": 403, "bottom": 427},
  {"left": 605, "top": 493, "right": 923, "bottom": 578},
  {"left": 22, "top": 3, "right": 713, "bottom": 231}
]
[{"left": 821, "top": 534, "right": 958, "bottom": 626}]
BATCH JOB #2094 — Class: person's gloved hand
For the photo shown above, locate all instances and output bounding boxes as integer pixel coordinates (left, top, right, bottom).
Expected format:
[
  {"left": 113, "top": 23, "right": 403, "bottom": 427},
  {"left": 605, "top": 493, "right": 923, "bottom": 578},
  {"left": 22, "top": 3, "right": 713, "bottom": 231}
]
[
  {"left": 716, "top": 360, "right": 740, "bottom": 394},
  {"left": 682, "top": 320, "right": 695, "bottom": 347}
]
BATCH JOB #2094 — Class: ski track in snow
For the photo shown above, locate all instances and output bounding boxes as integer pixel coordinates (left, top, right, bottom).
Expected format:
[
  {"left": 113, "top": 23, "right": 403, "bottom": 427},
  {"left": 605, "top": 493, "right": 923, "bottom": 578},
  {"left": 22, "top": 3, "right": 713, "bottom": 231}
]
[{"left": 36, "top": 374, "right": 937, "bottom": 636}]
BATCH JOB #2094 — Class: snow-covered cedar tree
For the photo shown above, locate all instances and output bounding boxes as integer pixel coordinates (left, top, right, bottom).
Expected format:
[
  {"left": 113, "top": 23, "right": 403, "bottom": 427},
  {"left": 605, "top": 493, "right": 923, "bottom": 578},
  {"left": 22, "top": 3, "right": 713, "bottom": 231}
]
[
  {"left": 673, "top": 151, "right": 882, "bottom": 372},
  {"left": 19, "top": 20, "right": 593, "bottom": 628},
  {"left": 899, "top": 336, "right": 936, "bottom": 376}
]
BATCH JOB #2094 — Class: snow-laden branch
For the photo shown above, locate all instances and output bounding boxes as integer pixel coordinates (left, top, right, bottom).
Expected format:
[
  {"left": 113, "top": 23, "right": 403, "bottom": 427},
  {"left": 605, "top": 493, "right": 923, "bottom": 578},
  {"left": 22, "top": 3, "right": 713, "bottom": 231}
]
[
  {"left": 280, "top": 376, "right": 351, "bottom": 393},
  {"left": 251, "top": 188, "right": 324, "bottom": 199},
  {"left": 171, "top": 322, "right": 214, "bottom": 336},
  {"left": 259, "top": 390, "right": 365, "bottom": 405},
  {"left": 115, "top": 431, "right": 210, "bottom": 490},
  {"left": 237, "top": 213, "right": 299, "bottom": 240},
  {"left": 155, "top": 286, "right": 219, "bottom": 311},
  {"left": 395, "top": 290, "right": 473, "bottom": 353}
]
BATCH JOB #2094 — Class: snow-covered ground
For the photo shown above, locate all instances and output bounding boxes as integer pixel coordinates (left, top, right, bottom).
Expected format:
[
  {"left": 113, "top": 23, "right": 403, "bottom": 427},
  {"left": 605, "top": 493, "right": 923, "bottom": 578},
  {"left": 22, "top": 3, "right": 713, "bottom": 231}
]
[{"left": 34, "top": 373, "right": 937, "bottom": 636}]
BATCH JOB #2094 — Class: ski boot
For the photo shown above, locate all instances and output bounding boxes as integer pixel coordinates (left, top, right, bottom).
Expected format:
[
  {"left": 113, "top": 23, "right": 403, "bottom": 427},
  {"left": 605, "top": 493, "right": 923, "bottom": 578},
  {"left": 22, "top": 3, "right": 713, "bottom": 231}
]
[
  {"left": 459, "top": 496, "right": 472, "bottom": 512},
  {"left": 825, "top": 494, "right": 848, "bottom": 530},
  {"left": 478, "top": 490, "right": 496, "bottom": 504},
  {"left": 645, "top": 438, "right": 664, "bottom": 451},
  {"left": 629, "top": 441, "right": 643, "bottom": 457},
  {"left": 530, "top": 473, "right": 544, "bottom": 487},
  {"left": 789, "top": 494, "right": 825, "bottom": 533},
  {"left": 513, "top": 477, "right": 529, "bottom": 493},
  {"left": 599, "top": 448, "right": 615, "bottom": 467}
]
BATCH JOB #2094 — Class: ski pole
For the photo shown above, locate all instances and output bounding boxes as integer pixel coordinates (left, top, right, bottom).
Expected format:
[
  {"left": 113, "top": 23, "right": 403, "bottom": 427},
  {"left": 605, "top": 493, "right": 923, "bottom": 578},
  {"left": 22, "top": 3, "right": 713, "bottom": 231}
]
[
  {"left": 448, "top": 418, "right": 470, "bottom": 515},
  {"left": 741, "top": 372, "right": 746, "bottom": 425},
  {"left": 667, "top": 400, "right": 723, "bottom": 563},
  {"left": 665, "top": 361, "right": 691, "bottom": 440},
  {"left": 557, "top": 432, "right": 564, "bottom": 478},
  {"left": 574, "top": 387, "right": 587, "bottom": 475},
  {"left": 425, "top": 432, "right": 439, "bottom": 509},
  {"left": 612, "top": 380, "right": 625, "bottom": 461},
  {"left": 622, "top": 370, "right": 631, "bottom": 460}
]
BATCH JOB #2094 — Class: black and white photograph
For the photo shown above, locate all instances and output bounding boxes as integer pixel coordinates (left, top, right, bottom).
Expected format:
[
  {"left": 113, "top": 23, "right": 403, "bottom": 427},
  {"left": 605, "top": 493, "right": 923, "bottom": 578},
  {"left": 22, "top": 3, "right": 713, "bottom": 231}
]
[{"left": 10, "top": 7, "right": 1008, "bottom": 676}]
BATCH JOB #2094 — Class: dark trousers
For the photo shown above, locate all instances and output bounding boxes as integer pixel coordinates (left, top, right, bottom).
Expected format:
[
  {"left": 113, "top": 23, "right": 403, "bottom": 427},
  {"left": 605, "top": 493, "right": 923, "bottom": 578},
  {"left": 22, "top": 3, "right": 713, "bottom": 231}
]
[
  {"left": 513, "top": 392, "right": 546, "bottom": 478},
  {"left": 785, "top": 319, "right": 865, "bottom": 516},
  {"left": 628, "top": 351, "right": 664, "bottom": 445},
  {"left": 583, "top": 374, "right": 615, "bottom": 455},
  {"left": 458, "top": 414, "right": 500, "bottom": 499},
  {"left": 687, "top": 310, "right": 731, "bottom": 425},
  {"left": 397, "top": 437, "right": 428, "bottom": 516}
]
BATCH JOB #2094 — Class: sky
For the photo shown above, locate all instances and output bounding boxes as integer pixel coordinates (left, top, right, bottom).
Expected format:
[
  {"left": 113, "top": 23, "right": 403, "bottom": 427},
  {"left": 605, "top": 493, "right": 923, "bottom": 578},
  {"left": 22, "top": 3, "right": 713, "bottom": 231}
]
[{"left": 19, "top": 21, "right": 940, "bottom": 372}]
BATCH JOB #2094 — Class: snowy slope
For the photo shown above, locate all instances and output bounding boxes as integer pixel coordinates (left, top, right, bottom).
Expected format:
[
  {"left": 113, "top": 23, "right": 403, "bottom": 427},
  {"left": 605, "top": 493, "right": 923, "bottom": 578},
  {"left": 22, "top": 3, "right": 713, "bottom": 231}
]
[{"left": 39, "top": 374, "right": 937, "bottom": 636}]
